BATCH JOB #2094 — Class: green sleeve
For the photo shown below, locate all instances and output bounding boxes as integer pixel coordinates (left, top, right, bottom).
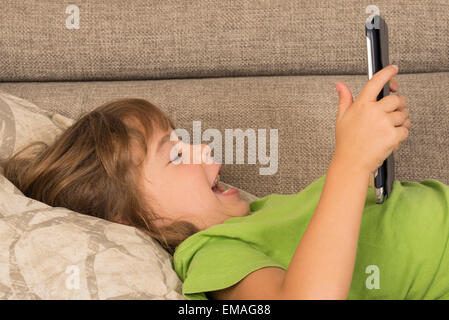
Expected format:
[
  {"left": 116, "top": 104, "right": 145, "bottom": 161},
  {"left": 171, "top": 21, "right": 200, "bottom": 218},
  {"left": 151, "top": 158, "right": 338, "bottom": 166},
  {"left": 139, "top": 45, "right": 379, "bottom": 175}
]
[{"left": 180, "top": 238, "right": 285, "bottom": 300}]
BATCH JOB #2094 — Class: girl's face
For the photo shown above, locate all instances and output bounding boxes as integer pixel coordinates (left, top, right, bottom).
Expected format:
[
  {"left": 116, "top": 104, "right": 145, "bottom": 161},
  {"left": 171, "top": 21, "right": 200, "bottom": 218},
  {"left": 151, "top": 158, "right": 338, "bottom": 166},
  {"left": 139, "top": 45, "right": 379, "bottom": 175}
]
[{"left": 141, "top": 126, "right": 250, "bottom": 231}]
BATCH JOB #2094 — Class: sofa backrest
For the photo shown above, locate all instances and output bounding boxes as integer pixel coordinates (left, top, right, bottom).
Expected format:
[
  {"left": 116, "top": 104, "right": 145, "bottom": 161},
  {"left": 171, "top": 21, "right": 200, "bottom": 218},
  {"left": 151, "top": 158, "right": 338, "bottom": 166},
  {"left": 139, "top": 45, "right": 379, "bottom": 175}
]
[{"left": 1, "top": 0, "right": 448, "bottom": 82}]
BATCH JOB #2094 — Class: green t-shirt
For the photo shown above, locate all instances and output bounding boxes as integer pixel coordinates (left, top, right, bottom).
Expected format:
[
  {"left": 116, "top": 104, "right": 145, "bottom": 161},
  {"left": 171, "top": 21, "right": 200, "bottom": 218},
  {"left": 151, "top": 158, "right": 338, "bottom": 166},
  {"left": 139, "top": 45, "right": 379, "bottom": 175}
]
[{"left": 173, "top": 174, "right": 449, "bottom": 300}]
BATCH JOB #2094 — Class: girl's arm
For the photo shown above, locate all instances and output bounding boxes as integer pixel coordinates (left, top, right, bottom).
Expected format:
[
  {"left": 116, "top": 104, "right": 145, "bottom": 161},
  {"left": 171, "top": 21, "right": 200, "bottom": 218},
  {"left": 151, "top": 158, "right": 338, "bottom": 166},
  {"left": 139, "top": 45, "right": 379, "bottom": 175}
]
[
  {"left": 208, "top": 66, "right": 409, "bottom": 300},
  {"left": 207, "top": 155, "right": 370, "bottom": 300},
  {"left": 279, "top": 64, "right": 407, "bottom": 299},
  {"left": 208, "top": 155, "right": 370, "bottom": 300},
  {"left": 279, "top": 153, "right": 370, "bottom": 299}
]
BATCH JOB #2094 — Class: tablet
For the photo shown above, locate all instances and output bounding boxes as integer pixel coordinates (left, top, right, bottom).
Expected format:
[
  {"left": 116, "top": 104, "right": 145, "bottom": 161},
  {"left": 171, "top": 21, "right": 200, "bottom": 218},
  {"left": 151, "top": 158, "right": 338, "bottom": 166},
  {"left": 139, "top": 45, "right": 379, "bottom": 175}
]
[{"left": 365, "top": 14, "right": 395, "bottom": 204}]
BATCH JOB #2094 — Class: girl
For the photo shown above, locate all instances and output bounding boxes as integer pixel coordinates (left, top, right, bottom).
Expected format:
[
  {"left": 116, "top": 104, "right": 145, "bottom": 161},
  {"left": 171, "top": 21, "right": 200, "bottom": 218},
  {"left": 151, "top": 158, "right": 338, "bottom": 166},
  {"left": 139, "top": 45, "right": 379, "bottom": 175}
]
[{"left": 5, "top": 65, "right": 436, "bottom": 301}]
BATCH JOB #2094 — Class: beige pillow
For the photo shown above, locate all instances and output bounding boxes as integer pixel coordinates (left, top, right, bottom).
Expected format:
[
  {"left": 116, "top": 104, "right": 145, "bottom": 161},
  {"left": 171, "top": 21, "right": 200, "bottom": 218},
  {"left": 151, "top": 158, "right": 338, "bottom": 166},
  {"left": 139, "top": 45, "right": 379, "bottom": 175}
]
[{"left": 0, "top": 91, "right": 259, "bottom": 299}]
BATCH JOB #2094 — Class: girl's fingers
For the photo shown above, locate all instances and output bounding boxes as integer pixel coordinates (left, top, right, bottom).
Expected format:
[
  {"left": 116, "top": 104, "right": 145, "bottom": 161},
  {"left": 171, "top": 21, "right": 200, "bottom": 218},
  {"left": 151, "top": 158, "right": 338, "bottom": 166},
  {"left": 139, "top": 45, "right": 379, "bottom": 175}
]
[
  {"left": 402, "top": 118, "right": 412, "bottom": 130},
  {"left": 388, "top": 108, "right": 409, "bottom": 127},
  {"left": 378, "top": 94, "right": 407, "bottom": 112},
  {"left": 395, "top": 125, "right": 410, "bottom": 144},
  {"left": 359, "top": 65, "right": 399, "bottom": 102},
  {"left": 389, "top": 77, "right": 399, "bottom": 92},
  {"left": 393, "top": 118, "right": 411, "bottom": 153}
]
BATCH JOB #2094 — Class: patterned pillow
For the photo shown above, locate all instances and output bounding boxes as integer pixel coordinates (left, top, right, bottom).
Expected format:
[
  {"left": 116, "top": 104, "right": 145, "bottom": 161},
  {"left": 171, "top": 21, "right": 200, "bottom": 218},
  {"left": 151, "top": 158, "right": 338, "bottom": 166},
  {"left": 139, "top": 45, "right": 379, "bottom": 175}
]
[{"left": 0, "top": 91, "right": 258, "bottom": 299}]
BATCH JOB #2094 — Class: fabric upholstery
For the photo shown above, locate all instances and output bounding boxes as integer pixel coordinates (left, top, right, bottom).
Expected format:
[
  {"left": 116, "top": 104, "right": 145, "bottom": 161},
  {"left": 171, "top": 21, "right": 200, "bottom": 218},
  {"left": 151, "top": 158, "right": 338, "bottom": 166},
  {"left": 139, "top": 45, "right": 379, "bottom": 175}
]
[
  {"left": 0, "top": 0, "right": 448, "bottom": 82},
  {"left": 1, "top": 71, "right": 448, "bottom": 198}
]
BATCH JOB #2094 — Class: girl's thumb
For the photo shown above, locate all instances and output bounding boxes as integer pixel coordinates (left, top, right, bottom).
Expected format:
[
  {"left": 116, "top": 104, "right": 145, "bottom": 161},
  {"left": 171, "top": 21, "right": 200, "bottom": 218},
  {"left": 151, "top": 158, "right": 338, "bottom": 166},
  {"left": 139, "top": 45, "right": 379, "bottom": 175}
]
[{"left": 335, "top": 82, "right": 353, "bottom": 122}]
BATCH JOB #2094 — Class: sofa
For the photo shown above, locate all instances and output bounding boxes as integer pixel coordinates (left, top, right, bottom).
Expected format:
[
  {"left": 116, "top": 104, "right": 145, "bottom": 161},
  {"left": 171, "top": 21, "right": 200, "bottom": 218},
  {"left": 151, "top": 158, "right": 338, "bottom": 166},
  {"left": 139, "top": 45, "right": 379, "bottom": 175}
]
[{"left": 0, "top": 0, "right": 448, "bottom": 299}]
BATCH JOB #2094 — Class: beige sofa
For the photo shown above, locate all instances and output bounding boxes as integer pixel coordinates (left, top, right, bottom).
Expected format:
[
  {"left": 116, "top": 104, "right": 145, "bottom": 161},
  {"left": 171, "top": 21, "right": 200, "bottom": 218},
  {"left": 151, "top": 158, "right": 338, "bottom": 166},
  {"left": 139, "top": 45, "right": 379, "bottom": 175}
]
[{"left": 0, "top": 0, "right": 448, "bottom": 299}]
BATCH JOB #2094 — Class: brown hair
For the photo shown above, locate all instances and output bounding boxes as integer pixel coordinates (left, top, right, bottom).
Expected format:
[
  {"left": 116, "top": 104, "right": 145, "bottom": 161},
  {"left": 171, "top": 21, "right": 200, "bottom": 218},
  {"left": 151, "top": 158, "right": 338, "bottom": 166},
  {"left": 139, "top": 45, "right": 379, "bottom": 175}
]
[{"left": 0, "top": 98, "right": 200, "bottom": 255}]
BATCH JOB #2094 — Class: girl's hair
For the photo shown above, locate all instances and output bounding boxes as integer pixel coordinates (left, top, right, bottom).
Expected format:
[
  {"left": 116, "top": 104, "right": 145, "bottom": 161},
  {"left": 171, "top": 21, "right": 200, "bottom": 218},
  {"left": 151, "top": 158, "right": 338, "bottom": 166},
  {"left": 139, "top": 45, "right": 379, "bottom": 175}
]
[{"left": 0, "top": 98, "right": 200, "bottom": 255}]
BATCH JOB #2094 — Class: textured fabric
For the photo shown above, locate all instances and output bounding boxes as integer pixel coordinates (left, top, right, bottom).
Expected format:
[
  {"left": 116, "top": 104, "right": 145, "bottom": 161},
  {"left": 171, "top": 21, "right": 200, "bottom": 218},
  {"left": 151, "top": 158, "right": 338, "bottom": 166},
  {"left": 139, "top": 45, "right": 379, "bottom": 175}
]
[
  {"left": 0, "top": 91, "right": 259, "bottom": 299},
  {"left": 174, "top": 173, "right": 449, "bottom": 300},
  {"left": 0, "top": 170, "right": 185, "bottom": 299},
  {"left": 1, "top": 0, "right": 448, "bottom": 81},
  {"left": 0, "top": 91, "right": 68, "bottom": 163},
  {"left": 1, "top": 71, "right": 448, "bottom": 197}
]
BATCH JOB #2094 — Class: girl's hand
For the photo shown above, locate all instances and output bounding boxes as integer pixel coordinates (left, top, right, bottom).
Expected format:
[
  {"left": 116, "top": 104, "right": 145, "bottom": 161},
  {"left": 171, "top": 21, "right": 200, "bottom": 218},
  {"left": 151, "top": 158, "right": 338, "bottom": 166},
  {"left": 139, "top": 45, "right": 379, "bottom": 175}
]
[
  {"left": 389, "top": 77, "right": 399, "bottom": 92},
  {"left": 388, "top": 76, "right": 406, "bottom": 152},
  {"left": 333, "top": 65, "right": 411, "bottom": 174}
]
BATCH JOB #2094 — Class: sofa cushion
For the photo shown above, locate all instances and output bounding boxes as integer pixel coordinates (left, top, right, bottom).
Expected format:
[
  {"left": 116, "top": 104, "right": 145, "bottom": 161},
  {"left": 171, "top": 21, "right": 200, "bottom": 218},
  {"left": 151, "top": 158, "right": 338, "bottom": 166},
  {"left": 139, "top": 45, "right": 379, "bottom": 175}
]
[
  {"left": 1, "top": 0, "right": 448, "bottom": 81},
  {"left": 1, "top": 71, "right": 448, "bottom": 197}
]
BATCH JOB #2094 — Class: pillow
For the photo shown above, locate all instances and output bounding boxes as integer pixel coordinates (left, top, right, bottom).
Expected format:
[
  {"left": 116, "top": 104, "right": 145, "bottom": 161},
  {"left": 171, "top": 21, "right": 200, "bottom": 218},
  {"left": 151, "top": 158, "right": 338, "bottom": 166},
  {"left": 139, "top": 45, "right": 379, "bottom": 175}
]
[
  {"left": 0, "top": 92, "right": 68, "bottom": 163},
  {"left": 0, "top": 91, "right": 259, "bottom": 299}
]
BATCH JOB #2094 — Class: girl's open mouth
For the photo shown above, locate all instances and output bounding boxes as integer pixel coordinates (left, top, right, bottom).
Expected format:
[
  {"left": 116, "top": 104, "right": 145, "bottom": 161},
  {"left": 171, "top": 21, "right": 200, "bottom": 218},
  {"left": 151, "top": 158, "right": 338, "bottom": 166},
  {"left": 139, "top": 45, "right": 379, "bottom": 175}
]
[{"left": 212, "top": 182, "right": 239, "bottom": 196}]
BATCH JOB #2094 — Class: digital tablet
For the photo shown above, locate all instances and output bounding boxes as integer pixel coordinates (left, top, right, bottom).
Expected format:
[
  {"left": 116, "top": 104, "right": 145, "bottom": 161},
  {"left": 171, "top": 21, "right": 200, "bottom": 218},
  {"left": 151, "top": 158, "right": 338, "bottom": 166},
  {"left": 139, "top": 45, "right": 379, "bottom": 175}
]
[{"left": 365, "top": 14, "right": 395, "bottom": 204}]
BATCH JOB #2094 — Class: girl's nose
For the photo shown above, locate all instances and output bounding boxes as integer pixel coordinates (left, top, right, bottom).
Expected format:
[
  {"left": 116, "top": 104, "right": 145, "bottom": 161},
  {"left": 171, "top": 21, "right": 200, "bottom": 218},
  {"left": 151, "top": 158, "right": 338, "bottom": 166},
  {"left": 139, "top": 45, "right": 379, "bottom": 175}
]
[
  {"left": 190, "top": 143, "right": 216, "bottom": 165},
  {"left": 189, "top": 143, "right": 214, "bottom": 165},
  {"left": 185, "top": 143, "right": 216, "bottom": 164},
  {"left": 201, "top": 144, "right": 214, "bottom": 165}
]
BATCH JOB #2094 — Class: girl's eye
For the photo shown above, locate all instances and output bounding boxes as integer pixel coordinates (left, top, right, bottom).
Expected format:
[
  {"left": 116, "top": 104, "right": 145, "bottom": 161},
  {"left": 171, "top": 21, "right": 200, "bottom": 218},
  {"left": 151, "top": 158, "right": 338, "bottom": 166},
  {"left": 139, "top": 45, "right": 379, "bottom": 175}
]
[{"left": 171, "top": 151, "right": 183, "bottom": 163}]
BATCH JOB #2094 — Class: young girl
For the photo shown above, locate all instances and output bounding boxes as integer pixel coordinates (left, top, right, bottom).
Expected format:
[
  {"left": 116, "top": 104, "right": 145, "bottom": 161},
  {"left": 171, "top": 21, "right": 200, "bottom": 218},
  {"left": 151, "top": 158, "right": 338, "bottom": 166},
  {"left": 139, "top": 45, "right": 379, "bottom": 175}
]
[{"left": 6, "top": 65, "right": 443, "bottom": 301}]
